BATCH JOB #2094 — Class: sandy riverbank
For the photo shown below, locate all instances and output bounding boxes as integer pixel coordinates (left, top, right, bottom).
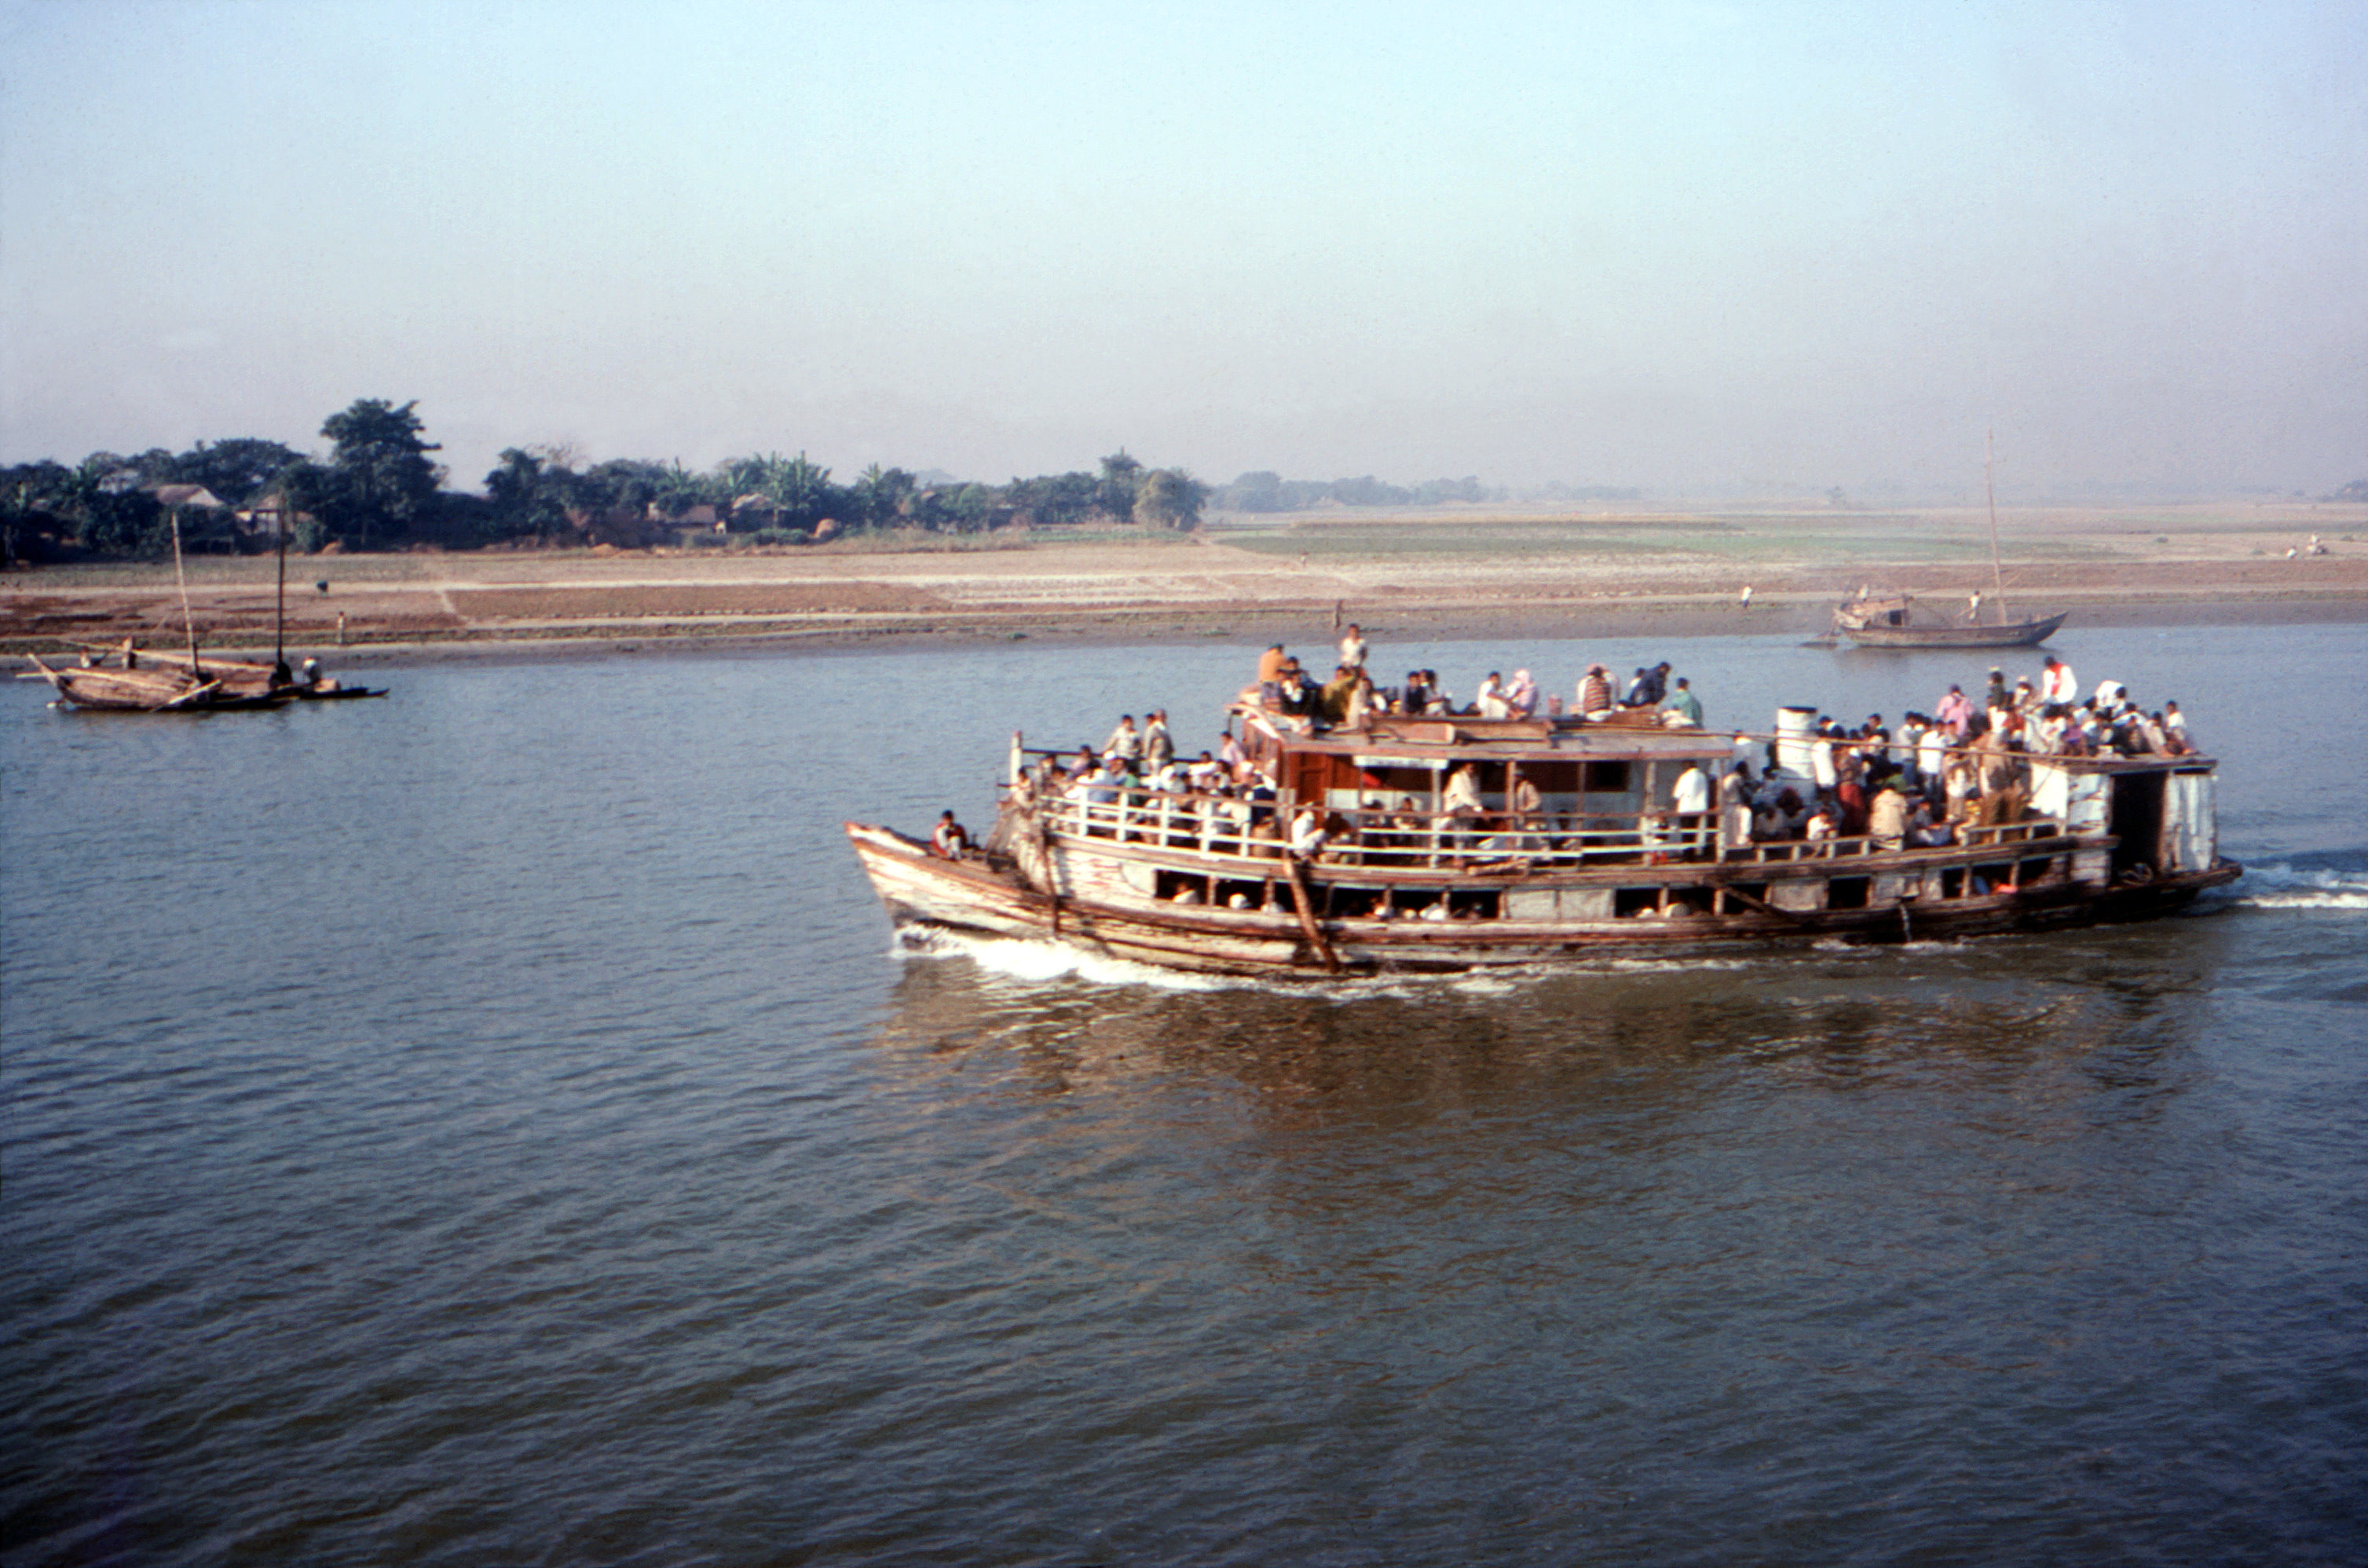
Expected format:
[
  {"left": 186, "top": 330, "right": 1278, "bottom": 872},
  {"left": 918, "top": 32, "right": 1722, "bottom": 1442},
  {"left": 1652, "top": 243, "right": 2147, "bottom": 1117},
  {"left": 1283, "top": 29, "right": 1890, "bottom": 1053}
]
[{"left": 6, "top": 501, "right": 2363, "bottom": 664}]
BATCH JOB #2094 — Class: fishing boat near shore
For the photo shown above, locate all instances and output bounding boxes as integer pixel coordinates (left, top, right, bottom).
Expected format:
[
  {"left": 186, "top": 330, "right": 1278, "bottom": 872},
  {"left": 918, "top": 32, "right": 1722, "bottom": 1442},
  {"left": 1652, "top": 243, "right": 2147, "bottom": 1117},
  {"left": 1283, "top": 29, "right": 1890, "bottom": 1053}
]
[
  {"left": 1834, "top": 431, "right": 2066, "bottom": 649},
  {"left": 846, "top": 683, "right": 2238, "bottom": 979},
  {"left": 1833, "top": 592, "right": 2067, "bottom": 649},
  {"left": 20, "top": 641, "right": 384, "bottom": 710},
  {"left": 18, "top": 489, "right": 384, "bottom": 711}
]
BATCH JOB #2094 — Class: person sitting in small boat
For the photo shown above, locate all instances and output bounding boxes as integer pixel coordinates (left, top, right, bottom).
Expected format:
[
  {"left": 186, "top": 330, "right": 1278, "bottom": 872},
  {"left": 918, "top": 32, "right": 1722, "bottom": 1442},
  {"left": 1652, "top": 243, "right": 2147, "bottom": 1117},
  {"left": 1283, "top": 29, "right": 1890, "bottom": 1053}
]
[
  {"left": 299, "top": 656, "right": 341, "bottom": 693},
  {"left": 931, "top": 810, "right": 972, "bottom": 858}
]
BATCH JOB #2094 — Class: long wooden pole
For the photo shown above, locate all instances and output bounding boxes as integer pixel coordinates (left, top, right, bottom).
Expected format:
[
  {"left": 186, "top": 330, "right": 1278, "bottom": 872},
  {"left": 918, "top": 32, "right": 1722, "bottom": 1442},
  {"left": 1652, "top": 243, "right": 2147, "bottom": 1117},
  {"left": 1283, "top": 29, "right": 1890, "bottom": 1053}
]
[
  {"left": 1283, "top": 856, "right": 1342, "bottom": 973},
  {"left": 170, "top": 511, "right": 200, "bottom": 669},
  {"left": 273, "top": 492, "right": 288, "bottom": 676},
  {"left": 1985, "top": 429, "right": 2007, "bottom": 622}
]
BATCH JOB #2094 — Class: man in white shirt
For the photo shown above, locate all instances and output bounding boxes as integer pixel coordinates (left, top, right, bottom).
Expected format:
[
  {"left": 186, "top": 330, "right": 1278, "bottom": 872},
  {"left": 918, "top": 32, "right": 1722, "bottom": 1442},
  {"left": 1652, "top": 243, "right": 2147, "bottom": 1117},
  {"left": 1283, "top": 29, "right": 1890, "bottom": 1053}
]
[{"left": 1671, "top": 762, "right": 1711, "bottom": 856}]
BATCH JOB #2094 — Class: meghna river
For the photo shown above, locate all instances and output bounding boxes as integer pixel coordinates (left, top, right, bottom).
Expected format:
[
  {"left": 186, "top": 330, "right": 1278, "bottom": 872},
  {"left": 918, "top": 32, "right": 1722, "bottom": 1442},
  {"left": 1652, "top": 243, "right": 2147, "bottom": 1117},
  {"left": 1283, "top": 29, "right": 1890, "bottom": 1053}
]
[{"left": 5, "top": 621, "right": 2364, "bottom": 1565}]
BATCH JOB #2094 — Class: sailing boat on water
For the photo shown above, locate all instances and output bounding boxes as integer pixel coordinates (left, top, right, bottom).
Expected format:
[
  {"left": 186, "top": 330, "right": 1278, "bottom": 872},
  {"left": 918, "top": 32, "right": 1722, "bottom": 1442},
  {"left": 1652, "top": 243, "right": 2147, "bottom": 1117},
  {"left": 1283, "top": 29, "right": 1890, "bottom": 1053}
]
[
  {"left": 1832, "top": 433, "right": 2070, "bottom": 649},
  {"left": 22, "top": 487, "right": 385, "bottom": 711}
]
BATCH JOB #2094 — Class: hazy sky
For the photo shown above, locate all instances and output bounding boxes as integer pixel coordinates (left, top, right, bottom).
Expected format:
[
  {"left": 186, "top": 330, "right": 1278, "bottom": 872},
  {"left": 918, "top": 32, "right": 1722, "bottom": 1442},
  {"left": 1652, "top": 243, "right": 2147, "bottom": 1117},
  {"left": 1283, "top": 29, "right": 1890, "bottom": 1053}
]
[{"left": 4, "top": 1, "right": 2363, "bottom": 498}]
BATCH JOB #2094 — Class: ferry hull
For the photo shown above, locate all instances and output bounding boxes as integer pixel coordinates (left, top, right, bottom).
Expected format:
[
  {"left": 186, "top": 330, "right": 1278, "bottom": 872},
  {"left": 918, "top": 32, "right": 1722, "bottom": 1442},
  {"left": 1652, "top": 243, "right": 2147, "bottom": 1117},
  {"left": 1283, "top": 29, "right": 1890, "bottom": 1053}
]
[{"left": 846, "top": 823, "right": 2238, "bottom": 978}]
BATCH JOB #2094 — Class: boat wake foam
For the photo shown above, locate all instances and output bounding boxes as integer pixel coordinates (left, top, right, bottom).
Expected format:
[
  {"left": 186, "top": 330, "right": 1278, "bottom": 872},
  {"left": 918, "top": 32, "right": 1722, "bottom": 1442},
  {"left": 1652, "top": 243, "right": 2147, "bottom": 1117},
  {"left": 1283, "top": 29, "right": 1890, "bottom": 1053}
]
[
  {"left": 2227, "top": 862, "right": 2368, "bottom": 912},
  {"left": 893, "top": 927, "right": 1248, "bottom": 992},
  {"left": 893, "top": 925, "right": 1844, "bottom": 996}
]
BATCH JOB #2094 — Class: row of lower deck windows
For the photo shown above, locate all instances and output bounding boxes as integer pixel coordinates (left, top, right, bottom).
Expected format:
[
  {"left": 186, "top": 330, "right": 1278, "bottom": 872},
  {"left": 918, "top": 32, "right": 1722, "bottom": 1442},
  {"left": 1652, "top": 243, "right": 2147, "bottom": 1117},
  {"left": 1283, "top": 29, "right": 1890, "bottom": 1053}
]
[{"left": 1152, "top": 853, "right": 2071, "bottom": 919}]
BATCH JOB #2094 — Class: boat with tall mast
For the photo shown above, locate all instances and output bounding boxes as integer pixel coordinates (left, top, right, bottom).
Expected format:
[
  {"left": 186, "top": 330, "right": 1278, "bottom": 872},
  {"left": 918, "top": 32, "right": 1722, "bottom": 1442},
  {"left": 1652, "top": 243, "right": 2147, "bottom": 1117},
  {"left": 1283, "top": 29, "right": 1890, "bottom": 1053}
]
[
  {"left": 1833, "top": 433, "right": 2069, "bottom": 649},
  {"left": 21, "top": 487, "right": 382, "bottom": 709}
]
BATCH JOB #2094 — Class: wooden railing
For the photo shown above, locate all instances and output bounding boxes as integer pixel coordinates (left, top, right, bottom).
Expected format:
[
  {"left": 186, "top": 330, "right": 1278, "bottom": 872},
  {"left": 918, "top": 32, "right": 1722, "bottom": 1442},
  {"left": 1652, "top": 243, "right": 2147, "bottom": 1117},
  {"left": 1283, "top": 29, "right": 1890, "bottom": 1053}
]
[{"left": 1020, "top": 784, "right": 2070, "bottom": 872}]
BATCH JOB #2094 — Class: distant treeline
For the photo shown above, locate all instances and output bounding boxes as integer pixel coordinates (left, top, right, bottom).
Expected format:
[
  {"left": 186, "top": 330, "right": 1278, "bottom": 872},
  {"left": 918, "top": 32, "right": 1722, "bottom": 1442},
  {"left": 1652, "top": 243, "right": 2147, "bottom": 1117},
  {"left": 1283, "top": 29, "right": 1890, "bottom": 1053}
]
[
  {"left": 1, "top": 396, "right": 1666, "bottom": 564},
  {"left": 1212, "top": 472, "right": 1640, "bottom": 511},
  {"left": 0, "top": 399, "right": 1215, "bottom": 562}
]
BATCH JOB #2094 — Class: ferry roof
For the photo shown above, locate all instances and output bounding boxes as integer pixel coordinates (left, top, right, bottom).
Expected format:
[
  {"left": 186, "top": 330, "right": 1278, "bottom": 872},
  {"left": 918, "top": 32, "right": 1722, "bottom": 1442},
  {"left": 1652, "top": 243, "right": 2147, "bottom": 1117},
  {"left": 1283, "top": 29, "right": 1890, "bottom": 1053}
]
[{"left": 1238, "top": 704, "right": 1734, "bottom": 765}]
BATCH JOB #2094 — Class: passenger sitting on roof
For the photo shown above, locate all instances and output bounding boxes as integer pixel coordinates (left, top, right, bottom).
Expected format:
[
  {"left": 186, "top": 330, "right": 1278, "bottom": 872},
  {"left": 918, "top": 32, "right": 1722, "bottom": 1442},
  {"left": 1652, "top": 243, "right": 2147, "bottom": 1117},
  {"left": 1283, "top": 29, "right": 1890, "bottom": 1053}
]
[
  {"left": 1662, "top": 677, "right": 1704, "bottom": 727},
  {"left": 1503, "top": 668, "right": 1538, "bottom": 716},
  {"left": 1402, "top": 670, "right": 1433, "bottom": 715},
  {"left": 1576, "top": 663, "right": 1615, "bottom": 718},
  {"left": 1319, "top": 664, "right": 1362, "bottom": 724},
  {"left": 1626, "top": 662, "right": 1671, "bottom": 707},
  {"left": 1257, "top": 642, "right": 1289, "bottom": 690},
  {"left": 1422, "top": 670, "right": 1452, "bottom": 715},
  {"left": 1476, "top": 672, "right": 1509, "bottom": 718}
]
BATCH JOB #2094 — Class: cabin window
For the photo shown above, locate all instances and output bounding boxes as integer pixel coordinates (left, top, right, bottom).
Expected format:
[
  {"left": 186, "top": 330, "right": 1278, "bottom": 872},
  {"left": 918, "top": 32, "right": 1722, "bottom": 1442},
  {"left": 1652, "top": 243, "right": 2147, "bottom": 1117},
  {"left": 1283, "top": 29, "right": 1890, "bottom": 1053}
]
[
  {"left": 1321, "top": 884, "right": 1389, "bottom": 919},
  {"left": 1667, "top": 888, "right": 1713, "bottom": 917},
  {"left": 1613, "top": 886, "right": 1662, "bottom": 918},
  {"left": 1720, "top": 881, "right": 1769, "bottom": 914},
  {"left": 1971, "top": 862, "right": 2011, "bottom": 895},
  {"left": 1523, "top": 761, "right": 1583, "bottom": 795},
  {"left": 2018, "top": 856, "right": 2058, "bottom": 886},
  {"left": 1213, "top": 877, "right": 1271, "bottom": 911},
  {"left": 1583, "top": 761, "right": 1632, "bottom": 794},
  {"left": 1828, "top": 876, "right": 1872, "bottom": 910},
  {"left": 1449, "top": 889, "right": 1502, "bottom": 919},
  {"left": 1938, "top": 868, "right": 1967, "bottom": 899},
  {"left": 1155, "top": 870, "right": 1210, "bottom": 905}
]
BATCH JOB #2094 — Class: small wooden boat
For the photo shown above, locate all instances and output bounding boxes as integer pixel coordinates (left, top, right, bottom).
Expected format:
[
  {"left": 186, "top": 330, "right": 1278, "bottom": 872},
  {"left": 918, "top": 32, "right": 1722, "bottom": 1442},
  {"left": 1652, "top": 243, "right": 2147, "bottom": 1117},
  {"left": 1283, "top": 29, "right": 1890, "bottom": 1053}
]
[
  {"left": 1834, "top": 594, "right": 2068, "bottom": 649},
  {"left": 24, "top": 640, "right": 385, "bottom": 710},
  {"left": 23, "top": 650, "right": 291, "bottom": 711},
  {"left": 1834, "top": 432, "right": 2068, "bottom": 649}
]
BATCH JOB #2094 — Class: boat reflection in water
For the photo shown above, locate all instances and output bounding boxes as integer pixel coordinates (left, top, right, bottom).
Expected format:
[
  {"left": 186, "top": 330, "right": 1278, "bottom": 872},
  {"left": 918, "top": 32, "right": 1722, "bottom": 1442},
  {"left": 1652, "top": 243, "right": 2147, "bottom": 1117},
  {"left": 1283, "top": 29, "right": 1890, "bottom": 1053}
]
[{"left": 865, "top": 914, "right": 2229, "bottom": 1130}]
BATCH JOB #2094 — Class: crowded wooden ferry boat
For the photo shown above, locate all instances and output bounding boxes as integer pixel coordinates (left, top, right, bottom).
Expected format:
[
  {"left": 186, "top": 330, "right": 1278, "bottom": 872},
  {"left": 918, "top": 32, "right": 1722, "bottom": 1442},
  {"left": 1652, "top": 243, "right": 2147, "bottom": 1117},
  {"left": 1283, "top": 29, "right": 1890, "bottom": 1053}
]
[{"left": 845, "top": 638, "right": 2238, "bottom": 978}]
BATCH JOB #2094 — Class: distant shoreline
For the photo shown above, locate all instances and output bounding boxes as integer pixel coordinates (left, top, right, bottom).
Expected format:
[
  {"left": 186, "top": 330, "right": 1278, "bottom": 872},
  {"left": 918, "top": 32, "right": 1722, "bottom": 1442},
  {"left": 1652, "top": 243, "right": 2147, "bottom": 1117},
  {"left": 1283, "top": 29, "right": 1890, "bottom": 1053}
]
[{"left": 7, "top": 504, "right": 2363, "bottom": 666}]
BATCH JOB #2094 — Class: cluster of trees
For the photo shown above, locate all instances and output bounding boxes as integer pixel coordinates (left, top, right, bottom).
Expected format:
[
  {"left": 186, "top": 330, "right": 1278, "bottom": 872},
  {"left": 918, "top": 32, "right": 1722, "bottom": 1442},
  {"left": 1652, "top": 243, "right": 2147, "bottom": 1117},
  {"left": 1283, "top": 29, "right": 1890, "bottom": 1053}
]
[
  {"left": 2, "top": 400, "right": 446, "bottom": 561},
  {"left": 2, "top": 401, "right": 1215, "bottom": 561}
]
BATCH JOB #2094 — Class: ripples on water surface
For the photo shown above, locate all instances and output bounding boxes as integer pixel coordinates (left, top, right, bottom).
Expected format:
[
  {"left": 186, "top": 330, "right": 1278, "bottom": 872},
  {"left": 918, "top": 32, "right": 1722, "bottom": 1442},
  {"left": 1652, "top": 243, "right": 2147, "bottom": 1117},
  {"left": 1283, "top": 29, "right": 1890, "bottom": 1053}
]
[{"left": 5, "top": 625, "right": 2365, "bottom": 1564}]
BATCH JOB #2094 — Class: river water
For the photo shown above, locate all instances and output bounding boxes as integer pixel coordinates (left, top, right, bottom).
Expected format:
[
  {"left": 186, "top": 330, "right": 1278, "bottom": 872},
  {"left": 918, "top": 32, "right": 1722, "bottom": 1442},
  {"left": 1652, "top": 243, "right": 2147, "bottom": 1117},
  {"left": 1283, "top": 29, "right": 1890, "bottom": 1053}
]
[{"left": 5, "top": 623, "right": 2364, "bottom": 1565}]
